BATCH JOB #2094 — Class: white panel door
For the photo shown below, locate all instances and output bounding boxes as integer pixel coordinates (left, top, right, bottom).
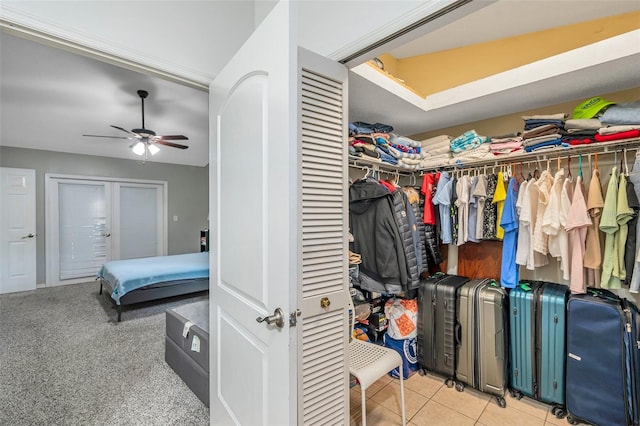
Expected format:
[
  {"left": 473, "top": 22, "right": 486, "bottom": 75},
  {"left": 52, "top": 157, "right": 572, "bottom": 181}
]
[
  {"left": 113, "top": 183, "right": 164, "bottom": 259},
  {"left": 56, "top": 181, "right": 111, "bottom": 282},
  {"left": 209, "top": 2, "right": 296, "bottom": 424},
  {"left": 0, "top": 168, "right": 36, "bottom": 294}
]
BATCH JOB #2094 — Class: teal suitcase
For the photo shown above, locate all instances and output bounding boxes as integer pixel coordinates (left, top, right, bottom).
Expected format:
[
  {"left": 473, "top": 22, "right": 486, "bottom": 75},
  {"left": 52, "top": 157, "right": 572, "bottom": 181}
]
[{"left": 509, "top": 282, "right": 567, "bottom": 418}]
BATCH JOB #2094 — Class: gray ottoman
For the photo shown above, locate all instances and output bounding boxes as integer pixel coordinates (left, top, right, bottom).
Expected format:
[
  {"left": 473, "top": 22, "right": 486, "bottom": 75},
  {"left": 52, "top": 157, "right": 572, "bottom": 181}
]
[{"left": 165, "top": 300, "right": 209, "bottom": 406}]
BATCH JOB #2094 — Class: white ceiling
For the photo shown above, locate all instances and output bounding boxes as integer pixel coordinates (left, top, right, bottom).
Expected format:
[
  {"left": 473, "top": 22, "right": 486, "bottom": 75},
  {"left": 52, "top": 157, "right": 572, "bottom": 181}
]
[{"left": 1, "top": 1, "right": 639, "bottom": 166}]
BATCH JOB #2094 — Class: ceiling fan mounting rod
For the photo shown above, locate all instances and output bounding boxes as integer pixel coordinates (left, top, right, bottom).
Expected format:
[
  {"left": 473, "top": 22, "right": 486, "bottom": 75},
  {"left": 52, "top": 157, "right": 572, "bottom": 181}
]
[{"left": 137, "top": 89, "right": 148, "bottom": 129}]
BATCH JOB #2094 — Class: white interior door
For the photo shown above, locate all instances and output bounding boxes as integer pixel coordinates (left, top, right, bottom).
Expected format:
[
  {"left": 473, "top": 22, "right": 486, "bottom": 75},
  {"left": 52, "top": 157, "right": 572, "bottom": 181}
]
[
  {"left": 113, "top": 182, "right": 165, "bottom": 259},
  {"left": 56, "top": 180, "right": 111, "bottom": 282},
  {"left": 0, "top": 168, "right": 36, "bottom": 294},
  {"left": 209, "top": 2, "right": 297, "bottom": 424}
]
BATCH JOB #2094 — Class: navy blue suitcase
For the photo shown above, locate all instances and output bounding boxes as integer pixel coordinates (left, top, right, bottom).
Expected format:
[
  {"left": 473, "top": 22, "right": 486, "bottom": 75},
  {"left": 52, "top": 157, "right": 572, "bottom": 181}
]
[{"left": 566, "top": 289, "right": 640, "bottom": 426}]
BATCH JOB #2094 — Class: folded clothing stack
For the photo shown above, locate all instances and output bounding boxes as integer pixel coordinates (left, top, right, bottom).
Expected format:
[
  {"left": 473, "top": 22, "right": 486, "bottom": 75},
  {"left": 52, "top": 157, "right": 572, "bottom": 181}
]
[
  {"left": 449, "top": 130, "right": 490, "bottom": 154},
  {"left": 489, "top": 134, "right": 524, "bottom": 156},
  {"left": 418, "top": 134, "right": 452, "bottom": 169},
  {"left": 521, "top": 113, "right": 568, "bottom": 153},
  {"left": 349, "top": 121, "right": 394, "bottom": 135},
  {"left": 600, "top": 101, "right": 640, "bottom": 126},
  {"left": 449, "top": 143, "right": 492, "bottom": 165},
  {"left": 522, "top": 113, "right": 568, "bottom": 131}
]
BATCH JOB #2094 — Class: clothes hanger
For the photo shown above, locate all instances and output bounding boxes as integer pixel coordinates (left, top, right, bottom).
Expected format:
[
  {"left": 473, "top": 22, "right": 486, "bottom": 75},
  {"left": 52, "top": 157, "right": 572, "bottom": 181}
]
[
  {"left": 594, "top": 152, "right": 599, "bottom": 171},
  {"left": 567, "top": 156, "right": 572, "bottom": 179},
  {"left": 578, "top": 154, "right": 583, "bottom": 178},
  {"left": 624, "top": 149, "right": 630, "bottom": 175},
  {"left": 519, "top": 162, "right": 525, "bottom": 182}
]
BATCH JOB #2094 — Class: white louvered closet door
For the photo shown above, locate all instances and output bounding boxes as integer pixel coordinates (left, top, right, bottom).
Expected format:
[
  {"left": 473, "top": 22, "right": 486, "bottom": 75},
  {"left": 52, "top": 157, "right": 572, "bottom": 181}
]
[{"left": 297, "top": 48, "right": 349, "bottom": 426}]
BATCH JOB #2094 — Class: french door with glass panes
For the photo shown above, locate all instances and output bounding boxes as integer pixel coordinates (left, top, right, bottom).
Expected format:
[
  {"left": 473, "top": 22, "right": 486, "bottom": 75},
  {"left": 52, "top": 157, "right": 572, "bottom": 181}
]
[{"left": 46, "top": 176, "right": 166, "bottom": 286}]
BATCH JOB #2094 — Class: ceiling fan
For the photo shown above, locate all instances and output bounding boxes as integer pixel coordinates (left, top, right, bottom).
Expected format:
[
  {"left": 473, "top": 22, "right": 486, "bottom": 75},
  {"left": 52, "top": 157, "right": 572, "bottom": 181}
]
[{"left": 83, "top": 90, "right": 189, "bottom": 161}]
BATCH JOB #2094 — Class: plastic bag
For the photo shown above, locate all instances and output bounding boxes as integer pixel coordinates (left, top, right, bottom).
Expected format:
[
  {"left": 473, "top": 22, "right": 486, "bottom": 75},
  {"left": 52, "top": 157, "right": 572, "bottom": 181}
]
[{"left": 384, "top": 298, "right": 418, "bottom": 339}]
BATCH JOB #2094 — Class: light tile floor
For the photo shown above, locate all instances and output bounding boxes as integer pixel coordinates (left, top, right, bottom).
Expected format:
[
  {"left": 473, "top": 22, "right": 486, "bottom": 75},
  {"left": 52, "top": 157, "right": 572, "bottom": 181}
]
[{"left": 350, "top": 373, "right": 567, "bottom": 426}]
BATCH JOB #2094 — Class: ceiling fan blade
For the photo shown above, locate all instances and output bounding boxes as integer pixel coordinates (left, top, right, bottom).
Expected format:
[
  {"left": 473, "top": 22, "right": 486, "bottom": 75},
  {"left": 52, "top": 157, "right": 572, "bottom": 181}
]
[
  {"left": 83, "top": 134, "right": 130, "bottom": 139},
  {"left": 110, "top": 125, "right": 139, "bottom": 136},
  {"left": 157, "top": 135, "right": 189, "bottom": 141},
  {"left": 155, "top": 140, "right": 189, "bottom": 149}
]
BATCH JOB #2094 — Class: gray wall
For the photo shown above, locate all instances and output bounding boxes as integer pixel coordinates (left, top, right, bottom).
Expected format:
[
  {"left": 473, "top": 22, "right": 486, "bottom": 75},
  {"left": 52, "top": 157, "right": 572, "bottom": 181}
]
[{"left": 0, "top": 146, "right": 208, "bottom": 284}]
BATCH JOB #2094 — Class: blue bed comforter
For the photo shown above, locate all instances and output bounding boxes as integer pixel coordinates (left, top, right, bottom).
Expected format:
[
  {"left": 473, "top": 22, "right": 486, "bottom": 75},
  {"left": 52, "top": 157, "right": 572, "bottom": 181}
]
[{"left": 97, "top": 252, "right": 209, "bottom": 304}]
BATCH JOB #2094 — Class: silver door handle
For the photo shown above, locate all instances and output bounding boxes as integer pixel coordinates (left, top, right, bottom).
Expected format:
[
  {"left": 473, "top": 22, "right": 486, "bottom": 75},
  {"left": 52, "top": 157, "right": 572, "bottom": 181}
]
[
  {"left": 21, "top": 233, "right": 35, "bottom": 239},
  {"left": 256, "top": 308, "right": 284, "bottom": 328},
  {"left": 103, "top": 233, "right": 111, "bottom": 237}
]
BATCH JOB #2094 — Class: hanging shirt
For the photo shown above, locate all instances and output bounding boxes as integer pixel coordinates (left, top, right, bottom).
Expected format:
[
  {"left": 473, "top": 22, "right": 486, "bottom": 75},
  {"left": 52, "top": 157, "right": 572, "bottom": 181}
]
[
  {"left": 584, "top": 169, "right": 605, "bottom": 287},
  {"left": 614, "top": 173, "right": 633, "bottom": 282},
  {"left": 474, "top": 175, "right": 488, "bottom": 240},
  {"left": 456, "top": 175, "right": 471, "bottom": 246},
  {"left": 468, "top": 176, "right": 480, "bottom": 243},
  {"left": 433, "top": 172, "right": 453, "bottom": 244},
  {"left": 500, "top": 177, "right": 520, "bottom": 288},
  {"left": 600, "top": 167, "right": 620, "bottom": 289},
  {"left": 559, "top": 177, "right": 574, "bottom": 280},
  {"left": 451, "top": 175, "right": 459, "bottom": 244},
  {"left": 629, "top": 154, "right": 640, "bottom": 293},
  {"left": 565, "top": 176, "right": 591, "bottom": 294},
  {"left": 516, "top": 179, "right": 531, "bottom": 267},
  {"left": 483, "top": 174, "right": 498, "bottom": 240},
  {"left": 493, "top": 171, "right": 507, "bottom": 240},
  {"left": 528, "top": 179, "right": 549, "bottom": 269},
  {"left": 533, "top": 170, "right": 554, "bottom": 255},
  {"left": 421, "top": 173, "right": 437, "bottom": 225},
  {"left": 543, "top": 169, "right": 565, "bottom": 259},
  {"left": 624, "top": 179, "right": 639, "bottom": 287}
]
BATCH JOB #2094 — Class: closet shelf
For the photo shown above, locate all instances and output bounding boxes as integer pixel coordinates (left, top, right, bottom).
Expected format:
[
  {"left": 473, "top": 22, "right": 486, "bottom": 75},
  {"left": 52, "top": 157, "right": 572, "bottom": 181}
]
[{"left": 349, "top": 137, "right": 640, "bottom": 175}]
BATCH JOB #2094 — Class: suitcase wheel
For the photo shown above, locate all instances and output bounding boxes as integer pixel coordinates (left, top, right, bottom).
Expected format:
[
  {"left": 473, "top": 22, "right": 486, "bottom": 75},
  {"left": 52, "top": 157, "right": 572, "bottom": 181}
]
[
  {"left": 551, "top": 407, "right": 566, "bottom": 419},
  {"left": 418, "top": 369, "right": 427, "bottom": 376},
  {"left": 566, "top": 415, "right": 579, "bottom": 425},
  {"left": 496, "top": 396, "right": 506, "bottom": 408},
  {"left": 508, "top": 389, "right": 523, "bottom": 400},
  {"left": 445, "top": 378, "right": 455, "bottom": 388},
  {"left": 455, "top": 382, "right": 465, "bottom": 392}
]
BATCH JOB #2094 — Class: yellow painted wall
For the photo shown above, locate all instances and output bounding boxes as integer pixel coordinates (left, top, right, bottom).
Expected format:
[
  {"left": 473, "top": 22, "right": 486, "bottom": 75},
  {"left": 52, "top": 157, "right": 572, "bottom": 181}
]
[
  {"left": 393, "top": 12, "right": 640, "bottom": 97},
  {"left": 410, "top": 87, "right": 640, "bottom": 140}
]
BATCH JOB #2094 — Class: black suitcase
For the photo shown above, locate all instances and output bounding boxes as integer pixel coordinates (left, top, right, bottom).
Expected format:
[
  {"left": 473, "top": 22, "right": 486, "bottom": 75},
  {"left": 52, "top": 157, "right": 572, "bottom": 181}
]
[{"left": 416, "top": 273, "right": 470, "bottom": 384}]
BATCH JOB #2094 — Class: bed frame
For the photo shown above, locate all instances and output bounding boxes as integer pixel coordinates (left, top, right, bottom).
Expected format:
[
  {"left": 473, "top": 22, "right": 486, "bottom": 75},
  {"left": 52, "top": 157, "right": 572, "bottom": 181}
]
[{"left": 99, "top": 277, "right": 209, "bottom": 322}]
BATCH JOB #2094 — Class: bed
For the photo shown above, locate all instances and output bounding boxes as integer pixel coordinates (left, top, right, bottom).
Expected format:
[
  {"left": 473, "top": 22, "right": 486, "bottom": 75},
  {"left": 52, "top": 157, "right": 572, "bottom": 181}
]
[{"left": 97, "top": 252, "right": 209, "bottom": 321}]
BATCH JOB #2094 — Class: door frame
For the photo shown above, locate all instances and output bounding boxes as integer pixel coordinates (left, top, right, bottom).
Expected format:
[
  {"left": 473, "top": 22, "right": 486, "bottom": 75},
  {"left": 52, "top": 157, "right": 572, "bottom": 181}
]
[{"left": 45, "top": 173, "right": 168, "bottom": 286}]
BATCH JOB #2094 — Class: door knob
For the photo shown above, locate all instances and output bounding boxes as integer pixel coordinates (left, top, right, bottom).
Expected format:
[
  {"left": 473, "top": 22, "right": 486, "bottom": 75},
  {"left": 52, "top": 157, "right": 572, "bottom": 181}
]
[
  {"left": 103, "top": 233, "right": 111, "bottom": 237},
  {"left": 256, "top": 308, "right": 284, "bottom": 328},
  {"left": 21, "top": 233, "right": 35, "bottom": 239}
]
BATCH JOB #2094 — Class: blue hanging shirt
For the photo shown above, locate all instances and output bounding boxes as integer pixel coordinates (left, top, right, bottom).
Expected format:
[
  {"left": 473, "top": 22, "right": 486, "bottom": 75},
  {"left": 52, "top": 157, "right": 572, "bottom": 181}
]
[
  {"left": 433, "top": 172, "right": 453, "bottom": 244},
  {"left": 500, "top": 177, "right": 520, "bottom": 288}
]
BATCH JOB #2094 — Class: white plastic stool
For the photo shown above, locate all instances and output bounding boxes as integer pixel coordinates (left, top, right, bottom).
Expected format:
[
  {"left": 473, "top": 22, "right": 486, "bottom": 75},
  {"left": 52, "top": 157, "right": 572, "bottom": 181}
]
[{"left": 349, "top": 338, "right": 406, "bottom": 425}]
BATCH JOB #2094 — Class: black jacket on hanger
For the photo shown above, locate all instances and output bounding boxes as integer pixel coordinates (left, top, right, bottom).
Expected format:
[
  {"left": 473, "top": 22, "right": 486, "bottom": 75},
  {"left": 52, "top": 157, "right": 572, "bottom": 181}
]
[{"left": 349, "top": 179, "right": 408, "bottom": 290}]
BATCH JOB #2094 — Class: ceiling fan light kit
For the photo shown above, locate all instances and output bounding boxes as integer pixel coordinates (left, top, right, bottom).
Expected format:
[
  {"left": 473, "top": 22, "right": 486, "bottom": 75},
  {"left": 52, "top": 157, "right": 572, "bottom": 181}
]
[{"left": 83, "top": 89, "right": 189, "bottom": 162}]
